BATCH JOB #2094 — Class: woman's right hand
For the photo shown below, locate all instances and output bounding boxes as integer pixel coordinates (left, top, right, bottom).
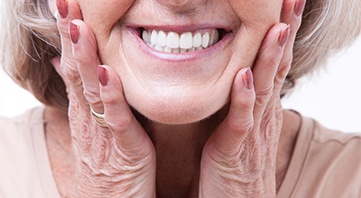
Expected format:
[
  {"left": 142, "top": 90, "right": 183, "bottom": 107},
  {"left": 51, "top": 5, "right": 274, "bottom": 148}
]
[{"left": 54, "top": 0, "right": 156, "bottom": 197}]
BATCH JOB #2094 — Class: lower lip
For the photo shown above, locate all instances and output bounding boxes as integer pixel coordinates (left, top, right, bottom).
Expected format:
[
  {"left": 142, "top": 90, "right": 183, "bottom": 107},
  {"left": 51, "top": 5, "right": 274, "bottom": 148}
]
[{"left": 127, "top": 28, "right": 234, "bottom": 62}]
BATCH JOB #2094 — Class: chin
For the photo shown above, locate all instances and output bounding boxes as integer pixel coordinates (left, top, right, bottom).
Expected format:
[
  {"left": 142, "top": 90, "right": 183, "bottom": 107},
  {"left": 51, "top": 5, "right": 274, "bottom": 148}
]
[{"left": 126, "top": 90, "right": 229, "bottom": 125}]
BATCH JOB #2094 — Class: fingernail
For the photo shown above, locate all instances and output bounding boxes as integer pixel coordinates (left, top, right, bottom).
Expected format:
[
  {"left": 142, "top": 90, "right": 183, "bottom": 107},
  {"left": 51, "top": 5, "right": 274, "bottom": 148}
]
[
  {"left": 242, "top": 68, "right": 254, "bottom": 90},
  {"left": 278, "top": 25, "right": 290, "bottom": 47},
  {"left": 98, "top": 66, "right": 109, "bottom": 86},
  {"left": 294, "top": 0, "right": 306, "bottom": 16},
  {"left": 69, "top": 21, "right": 79, "bottom": 44},
  {"left": 56, "top": 0, "right": 68, "bottom": 18}
]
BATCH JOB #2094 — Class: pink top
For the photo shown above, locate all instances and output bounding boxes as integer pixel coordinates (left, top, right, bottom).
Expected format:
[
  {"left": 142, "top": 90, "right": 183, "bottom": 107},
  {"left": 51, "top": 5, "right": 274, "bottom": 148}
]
[
  {"left": 0, "top": 107, "right": 60, "bottom": 198},
  {"left": 1, "top": 107, "right": 360, "bottom": 197}
]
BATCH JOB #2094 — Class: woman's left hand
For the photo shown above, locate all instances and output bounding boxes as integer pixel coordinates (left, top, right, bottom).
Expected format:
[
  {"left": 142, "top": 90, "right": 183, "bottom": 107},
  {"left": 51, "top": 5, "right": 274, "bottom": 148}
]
[{"left": 199, "top": 0, "right": 305, "bottom": 197}]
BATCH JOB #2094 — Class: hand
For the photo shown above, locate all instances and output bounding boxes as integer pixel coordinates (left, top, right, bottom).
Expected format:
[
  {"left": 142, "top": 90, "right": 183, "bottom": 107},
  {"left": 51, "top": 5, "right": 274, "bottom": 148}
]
[
  {"left": 53, "top": 0, "right": 156, "bottom": 197},
  {"left": 199, "top": 0, "right": 305, "bottom": 197}
]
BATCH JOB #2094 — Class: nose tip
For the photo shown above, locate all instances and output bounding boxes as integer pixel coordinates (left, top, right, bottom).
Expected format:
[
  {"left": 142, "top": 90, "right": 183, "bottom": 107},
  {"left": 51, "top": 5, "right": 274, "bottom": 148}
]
[
  {"left": 156, "top": 0, "right": 206, "bottom": 12},
  {"left": 168, "top": 0, "right": 188, "bottom": 6}
]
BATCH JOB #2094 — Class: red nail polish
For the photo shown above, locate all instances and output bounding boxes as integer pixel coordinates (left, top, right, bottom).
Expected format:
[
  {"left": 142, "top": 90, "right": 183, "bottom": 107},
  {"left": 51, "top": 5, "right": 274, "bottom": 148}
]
[
  {"left": 56, "top": 0, "right": 68, "bottom": 18},
  {"left": 278, "top": 25, "right": 290, "bottom": 47},
  {"left": 294, "top": 0, "right": 306, "bottom": 16},
  {"left": 69, "top": 22, "right": 79, "bottom": 44},
  {"left": 98, "top": 66, "right": 109, "bottom": 86},
  {"left": 243, "top": 68, "right": 254, "bottom": 90}
]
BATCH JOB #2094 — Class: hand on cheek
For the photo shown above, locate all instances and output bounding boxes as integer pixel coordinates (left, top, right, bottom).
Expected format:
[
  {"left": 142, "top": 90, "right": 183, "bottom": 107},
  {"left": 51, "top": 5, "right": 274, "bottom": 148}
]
[
  {"left": 53, "top": 0, "right": 156, "bottom": 197},
  {"left": 199, "top": 0, "right": 305, "bottom": 196}
]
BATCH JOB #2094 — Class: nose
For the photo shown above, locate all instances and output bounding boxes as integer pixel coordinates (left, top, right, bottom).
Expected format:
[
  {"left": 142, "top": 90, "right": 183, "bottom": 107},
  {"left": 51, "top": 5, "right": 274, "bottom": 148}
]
[
  {"left": 168, "top": 0, "right": 188, "bottom": 6},
  {"left": 155, "top": 0, "right": 207, "bottom": 13}
]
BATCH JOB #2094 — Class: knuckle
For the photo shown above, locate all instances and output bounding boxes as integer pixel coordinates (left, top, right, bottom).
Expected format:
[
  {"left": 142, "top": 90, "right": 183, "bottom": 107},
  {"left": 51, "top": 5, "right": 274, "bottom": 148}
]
[
  {"left": 291, "top": 16, "right": 303, "bottom": 31},
  {"left": 227, "top": 117, "right": 254, "bottom": 134},
  {"left": 102, "top": 93, "right": 119, "bottom": 107},
  {"left": 83, "top": 86, "right": 101, "bottom": 105},
  {"left": 233, "top": 93, "right": 254, "bottom": 110},
  {"left": 276, "top": 61, "right": 292, "bottom": 85},
  {"left": 255, "top": 85, "right": 273, "bottom": 106},
  {"left": 106, "top": 114, "right": 135, "bottom": 134},
  {"left": 280, "top": 56, "right": 293, "bottom": 71},
  {"left": 259, "top": 107, "right": 280, "bottom": 140},
  {"left": 268, "top": 55, "right": 282, "bottom": 68},
  {"left": 74, "top": 51, "right": 98, "bottom": 66},
  {"left": 61, "top": 62, "right": 81, "bottom": 84},
  {"left": 57, "top": 20, "right": 72, "bottom": 39}
]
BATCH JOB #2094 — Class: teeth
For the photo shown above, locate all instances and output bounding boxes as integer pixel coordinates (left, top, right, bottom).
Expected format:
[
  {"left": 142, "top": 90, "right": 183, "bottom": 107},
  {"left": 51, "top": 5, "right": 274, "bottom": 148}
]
[
  {"left": 193, "top": 32, "right": 202, "bottom": 48},
  {"left": 179, "top": 32, "right": 193, "bottom": 49},
  {"left": 142, "top": 29, "right": 220, "bottom": 53},
  {"left": 150, "top": 30, "right": 158, "bottom": 45},
  {"left": 201, "top": 32, "right": 210, "bottom": 48},
  {"left": 157, "top": 30, "right": 167, "bottom": 47},
  {"left": 167, "top": 32, "right": 180, "bottom": 48},
  {"left": 209, "top": 29, "right": 219, "bottom": 46}
]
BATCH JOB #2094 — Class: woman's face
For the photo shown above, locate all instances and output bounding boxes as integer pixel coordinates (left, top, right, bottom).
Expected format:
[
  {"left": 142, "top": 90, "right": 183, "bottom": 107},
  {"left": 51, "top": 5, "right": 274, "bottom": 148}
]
[{"left": 51, "top": 0, "right": 282, "bottom": 124}]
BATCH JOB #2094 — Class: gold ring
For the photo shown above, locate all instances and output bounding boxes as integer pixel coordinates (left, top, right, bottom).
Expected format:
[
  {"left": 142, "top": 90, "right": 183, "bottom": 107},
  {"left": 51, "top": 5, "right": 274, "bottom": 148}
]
[{"left": 90, "top": 108, "right": 107, "bottom": 128}]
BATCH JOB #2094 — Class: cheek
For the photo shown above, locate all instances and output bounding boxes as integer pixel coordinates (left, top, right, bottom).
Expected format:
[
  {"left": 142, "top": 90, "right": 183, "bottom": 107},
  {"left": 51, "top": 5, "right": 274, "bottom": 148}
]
[
  {"left": 228, "top": 0, "right": 283, "bottom": 68},
  {"left": 230, "top": 0, "right": 283, "bottom": 25},
  {"left": 77, "top": 0, "right": 134, "bottom": 38},
  {"left": 77, "top": 0, "right": 135, "bottom": 63}
]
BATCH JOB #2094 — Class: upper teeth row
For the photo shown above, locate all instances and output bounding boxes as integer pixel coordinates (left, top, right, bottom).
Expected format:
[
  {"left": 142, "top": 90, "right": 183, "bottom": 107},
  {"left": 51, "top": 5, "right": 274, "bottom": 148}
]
[{"left": 142, "top": 29, "right": 219, "bottom": 53}]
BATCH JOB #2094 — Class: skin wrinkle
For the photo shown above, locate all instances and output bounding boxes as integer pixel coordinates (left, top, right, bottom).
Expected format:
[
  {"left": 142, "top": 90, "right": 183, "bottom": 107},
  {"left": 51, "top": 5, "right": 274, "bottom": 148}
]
[{"left": 42, "top": 0, "right": 308, "bottom": 197}]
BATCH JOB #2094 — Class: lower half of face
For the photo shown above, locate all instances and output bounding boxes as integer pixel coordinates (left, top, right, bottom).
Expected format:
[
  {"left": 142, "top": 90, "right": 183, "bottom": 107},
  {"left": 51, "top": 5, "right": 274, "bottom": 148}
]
[{"left": 78, "top": 0, "right": 282, "bottom": 124}]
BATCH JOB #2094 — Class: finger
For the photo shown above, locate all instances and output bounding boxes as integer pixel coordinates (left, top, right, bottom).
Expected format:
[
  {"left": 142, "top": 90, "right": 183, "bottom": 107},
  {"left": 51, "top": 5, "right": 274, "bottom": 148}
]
[
  {"left": 276, "top": 0, "right": 306, "bottom": 93},
  {"left": 208, "top": 68, "right": 255, "bottom": 156},
  {"left": 98, "top": 65, "right": 153, "bottom": 155},
  {"left": 70, "top": 20, "right": 103, "bottom": 114},
  {"left": 56, "top": 0, "right": 85, "bottom": 105},
  {"left": 50, "top": 56, "right": 71, "bottom": 90},
  {"left": 252, "top": 23, "right": 289, "bottom": 117}
]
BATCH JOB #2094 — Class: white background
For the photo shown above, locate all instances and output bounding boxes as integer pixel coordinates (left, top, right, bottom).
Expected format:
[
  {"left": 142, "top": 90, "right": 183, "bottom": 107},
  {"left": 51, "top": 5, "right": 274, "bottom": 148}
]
[{"left": 1, "top": 37, "right": 361, "bottom": 133}]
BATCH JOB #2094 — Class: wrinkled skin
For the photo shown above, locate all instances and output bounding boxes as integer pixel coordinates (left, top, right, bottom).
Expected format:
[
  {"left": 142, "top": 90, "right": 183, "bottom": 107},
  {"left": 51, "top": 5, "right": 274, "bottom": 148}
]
[{"left": 50, "top": 0, "right": 305, "bottom": 196}]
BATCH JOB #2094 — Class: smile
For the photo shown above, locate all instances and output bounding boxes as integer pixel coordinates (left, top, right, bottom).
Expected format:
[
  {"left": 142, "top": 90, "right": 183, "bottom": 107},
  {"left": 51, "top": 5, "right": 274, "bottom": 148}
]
[
  {"left": 136, "top": 28, "right": 232, "bottom": 53},
  {"left": 126, "top": 25, "right": 234, "bottom": 62},
  {"left": 141, "top": 29, "right": 221, "bottom": 53}
]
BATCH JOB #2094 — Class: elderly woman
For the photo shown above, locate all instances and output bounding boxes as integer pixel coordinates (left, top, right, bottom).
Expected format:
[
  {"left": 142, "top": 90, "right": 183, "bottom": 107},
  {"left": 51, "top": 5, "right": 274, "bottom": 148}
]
[{"left": 1, "top": 0, "right": 361, "bottom": 197}]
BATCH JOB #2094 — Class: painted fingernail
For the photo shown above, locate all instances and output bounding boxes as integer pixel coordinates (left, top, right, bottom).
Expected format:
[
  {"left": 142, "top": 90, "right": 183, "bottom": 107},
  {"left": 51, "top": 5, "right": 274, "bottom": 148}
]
[
  {"left": 278, "top": 25, "right": 290, "bottom": 47},
  {"left": 56, "top": 0, "right": 68, "bottom": 18},
  {"left": 294, "top": 0, "right": 306, "bottom": 16},
  {"left": 243, "top": 68, "right": 254, "bottom": 90},
  {"left": 69, "top": 21, "right": 79, "bottom": 44},
  {"left": 98, "top": 66, "right": 109, "bottom": 86}
]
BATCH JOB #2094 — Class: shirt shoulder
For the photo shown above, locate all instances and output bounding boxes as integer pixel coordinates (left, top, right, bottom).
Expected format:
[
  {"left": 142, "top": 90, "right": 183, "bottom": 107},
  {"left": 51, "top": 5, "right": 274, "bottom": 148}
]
[
  {"left": 0, "top": 107, "right": 53, "bottom": 198},
  {"left": 282, "top": 117, "right": 361, "bottom": 198},
  {"left": 313, "top": 120, "right": 361, "bottom": 145}
]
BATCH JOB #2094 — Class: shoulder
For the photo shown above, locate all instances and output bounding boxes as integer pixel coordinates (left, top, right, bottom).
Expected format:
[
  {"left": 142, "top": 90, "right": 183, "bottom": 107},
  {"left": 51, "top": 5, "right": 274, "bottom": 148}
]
[
  {"left": 0, "top": 106, "right": 45, "bottom": 144},
  {"left": 0, "top": 107, "right": 47, "bottom": 197},
  {"left": 290, "top": 116, "right": 361, "bottom": 197},
  {"left": 0, "top": 106, "right": 45, "bottom": 126},
  {"left": 308, "top": 118, "right": 361, "bottom": 167},
  {"left": 312, "top": 118, "right": 361, "bottom": 146}
]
